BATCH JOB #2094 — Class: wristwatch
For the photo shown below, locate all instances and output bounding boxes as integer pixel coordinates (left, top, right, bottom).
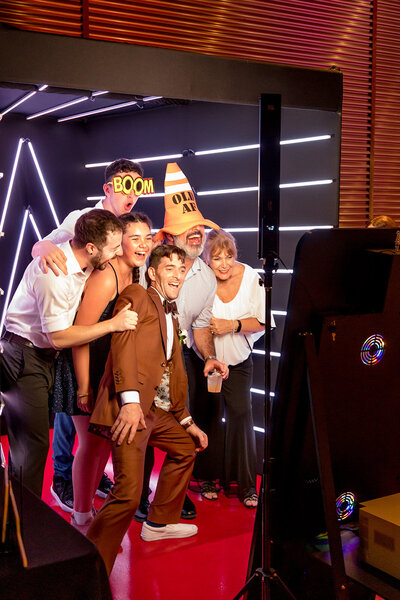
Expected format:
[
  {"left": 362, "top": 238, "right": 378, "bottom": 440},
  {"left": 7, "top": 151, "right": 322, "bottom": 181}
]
[{"left": 204, "top": 355, "right": 216, "bottom": 361}]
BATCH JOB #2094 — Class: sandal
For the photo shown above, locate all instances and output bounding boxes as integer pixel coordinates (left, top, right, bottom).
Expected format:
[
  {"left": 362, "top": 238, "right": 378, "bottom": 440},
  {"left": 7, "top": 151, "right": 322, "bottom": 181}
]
[
  {"left": 200, "top": 481, "right": 218, "bottom": 501},
  {"left": 243, "top": 493, "right": 258, "bottom": 509}
]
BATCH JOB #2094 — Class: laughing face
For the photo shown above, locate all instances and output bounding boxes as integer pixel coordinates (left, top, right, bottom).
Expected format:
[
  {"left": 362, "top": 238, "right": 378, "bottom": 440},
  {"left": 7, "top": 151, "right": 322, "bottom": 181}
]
[
  {"left": 148, "top": 253, "right": 186, "bottom": 301},
  {"left": 90, "top": 229, "right": 123, "bottom": 270},
  {"left": 103, "top": 170, "right": 142, "bottom": 216},
  {"left": 173, "top": 225, "right": 205, "bottom": 259},
  {"left": 209, "top": 248, "right": 236, "bottom": 281},
  {"left": 122, "top": 221, "right": 153, "bottom": 268}
]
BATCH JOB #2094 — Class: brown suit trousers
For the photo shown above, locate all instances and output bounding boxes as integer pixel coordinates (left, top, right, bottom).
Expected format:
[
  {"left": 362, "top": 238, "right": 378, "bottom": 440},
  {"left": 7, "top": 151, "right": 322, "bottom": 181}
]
[{"left": 87, "top": 405, "right": 196, "bottom": 574}]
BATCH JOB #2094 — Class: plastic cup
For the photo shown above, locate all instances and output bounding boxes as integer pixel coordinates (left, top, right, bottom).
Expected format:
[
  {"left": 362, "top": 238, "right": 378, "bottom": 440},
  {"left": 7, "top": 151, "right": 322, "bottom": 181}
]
[{"left": 207, "top": 370, "right": 222, "bottom": 393}]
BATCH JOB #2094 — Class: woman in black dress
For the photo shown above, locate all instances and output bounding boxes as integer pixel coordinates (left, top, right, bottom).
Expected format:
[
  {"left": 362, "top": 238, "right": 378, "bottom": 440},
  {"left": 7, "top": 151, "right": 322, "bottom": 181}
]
[{"left": 53, "top": 212, "right": 152, "bottom": 527}]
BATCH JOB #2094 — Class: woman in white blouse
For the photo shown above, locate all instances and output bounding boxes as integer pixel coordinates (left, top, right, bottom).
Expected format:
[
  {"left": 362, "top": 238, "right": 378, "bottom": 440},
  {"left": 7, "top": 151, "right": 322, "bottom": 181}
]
[{"left": 199, "top": 228, "right": 272, "bottom": 508}]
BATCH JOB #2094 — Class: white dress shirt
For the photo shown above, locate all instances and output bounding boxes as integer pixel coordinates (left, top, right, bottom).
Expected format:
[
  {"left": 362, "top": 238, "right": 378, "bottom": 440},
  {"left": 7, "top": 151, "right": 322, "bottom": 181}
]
[
  {"left": 175, "top": 257, "right": 217, "bottom": 358},
  {"left": 5, "top": 241, "right": 92, "bottom": 348}
]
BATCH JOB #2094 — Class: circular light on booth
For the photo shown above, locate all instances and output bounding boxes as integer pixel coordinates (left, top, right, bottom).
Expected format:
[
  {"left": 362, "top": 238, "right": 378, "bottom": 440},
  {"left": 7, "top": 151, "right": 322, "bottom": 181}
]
[
  {"left": 360, "top": 334, "right": 385, "bottom": 366},
  {"left": 336, "top": 492, "right": 356, "bottom": 521}
]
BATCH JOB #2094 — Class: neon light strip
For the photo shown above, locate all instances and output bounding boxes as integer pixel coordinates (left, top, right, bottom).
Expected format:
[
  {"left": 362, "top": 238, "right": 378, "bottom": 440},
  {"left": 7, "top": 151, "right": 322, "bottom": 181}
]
[
  {"left": 223, "top": 226, "right": 333, "bottom": 232},
  {"left": 252, "top": 350, "right": 281, "bottom": 357},
  {"left": 195, "top": 144, "right": 260, "bottom": 156},
  {"left": 26, "top": 91, "right": 109, "bottom": 120},
  {"left": 84, "top": 135, "right": 333, "bottom": 166},
  {"left": 150, "top": 226, "right": 332, "bottom": 235},
  {"left": 211, "top": 227, "right": 259, "bottom": 233},
  {"left": 0, "top": 209, "right": 29, "bottom": 334},
  {"left": 280, "top": 225, "right": 333, "bottom": 231},
  {"left": 198, "top": 181, "right": 332, "bottom": 195},
  {"left": 28, "top": 212, "right": 42, "bottom": 240},
  {"left": 129, "top": 180, "right": 332, "bottom": 200},
  {"left": 85, "top": 153, "right": 183, "bottom": 168},
  {"left": 58, "top": 100, "right": 137, "bottom": 122},
  {"left": 143, "top": 96, "right": 163, "bottom": 102},
  {"left": 0, "top": 84, "right": 48, "bottom": 117},
  {"left": 280, "top": 135, "right": 332, "bottom": 145},
  {"left": 27, "top": 142, "right": 60, "bottom": 227},
  {"left": 198, "top": 186, "right": 258, "bottom": 196},
  {"left": 280, "top": 179, "right": 333, "bottom": 189},
  {"left": 251, "top": 388, "right": 275, "bottom": 397},
  {"left": 0, "top": 138, "right": 24, "bottom": 235},
  {"left": 255, "top": 268, "right": 293, "bottom": 274}
]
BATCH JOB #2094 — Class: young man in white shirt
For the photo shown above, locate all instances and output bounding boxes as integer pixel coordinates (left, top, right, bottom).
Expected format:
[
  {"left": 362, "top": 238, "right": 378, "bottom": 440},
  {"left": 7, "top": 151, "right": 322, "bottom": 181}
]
[{"left": 1, "top": 209, "right": 137, "bottom": 497}]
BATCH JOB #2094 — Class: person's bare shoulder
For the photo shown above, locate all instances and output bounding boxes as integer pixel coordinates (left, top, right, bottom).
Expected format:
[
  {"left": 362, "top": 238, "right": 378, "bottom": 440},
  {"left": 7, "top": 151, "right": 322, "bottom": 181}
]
[{"left": 83, "top": 263, "right": 118, "bottom": 298}]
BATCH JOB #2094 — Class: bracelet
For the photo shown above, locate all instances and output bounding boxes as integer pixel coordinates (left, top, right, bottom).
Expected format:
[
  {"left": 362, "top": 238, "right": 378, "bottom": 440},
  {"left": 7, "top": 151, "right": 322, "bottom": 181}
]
[
  {"left": 182, "top": 418, "right": 194, "bottom": 430},
  {"left": 236, "top": 319, "right": 242, "bottom": 333},
  {"left": 77, "top": 393, "right": 89, "bottom": 398},
  {"left": 204, "top": 355, "right": 216, "bottom": 362}
]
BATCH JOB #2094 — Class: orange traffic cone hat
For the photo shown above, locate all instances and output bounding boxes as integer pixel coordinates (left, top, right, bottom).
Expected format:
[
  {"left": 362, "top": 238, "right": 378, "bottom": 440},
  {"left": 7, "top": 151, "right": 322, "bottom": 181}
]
[{"left": 153, "top": 163, "right": 219, "bottom": 242}]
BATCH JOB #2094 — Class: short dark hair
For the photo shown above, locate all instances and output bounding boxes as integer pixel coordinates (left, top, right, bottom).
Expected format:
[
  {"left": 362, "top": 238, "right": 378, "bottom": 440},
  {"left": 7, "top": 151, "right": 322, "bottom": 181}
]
[
  {"left": 104, "top": 158, "right": 144, "bottom": 182},
  {"left": 148, "top": 244, "right": 186, "bottom": 272},
  {"left": 73, "top": 209, "right": 123, "bottom": 249},
  {"left": 119, "top": 211, "right": 152, "bottom": 232}
]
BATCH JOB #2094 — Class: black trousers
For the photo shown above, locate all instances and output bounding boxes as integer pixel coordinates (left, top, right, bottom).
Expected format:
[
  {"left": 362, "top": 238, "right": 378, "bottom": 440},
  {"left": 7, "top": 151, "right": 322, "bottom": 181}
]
[
  {"left": 183, "top": 346, "right": 225, "bottom": 481},
  {"left": 1, "top": 337, "right": 55, "bottom": 497},
  {"left": 185, "top": 347, "right": 257, "bottom": 496}
]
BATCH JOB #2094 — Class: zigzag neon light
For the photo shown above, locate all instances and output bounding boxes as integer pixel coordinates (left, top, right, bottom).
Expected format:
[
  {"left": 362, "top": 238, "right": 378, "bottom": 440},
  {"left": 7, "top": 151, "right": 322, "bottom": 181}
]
[
  {"left": 0, "top": 209, "right": 29, "bottom": 334},
  {"left": 29, "top": 211, "right": 42, "bottom": 240},
  {"left": 27, "top": 142, "right": 60, "bottom": 227},
  {"left": 0, "top": 209, "right": 42, "bottom": 334},
  {"left": 0, "top": 138, "right": 24, "bottom": 236}
]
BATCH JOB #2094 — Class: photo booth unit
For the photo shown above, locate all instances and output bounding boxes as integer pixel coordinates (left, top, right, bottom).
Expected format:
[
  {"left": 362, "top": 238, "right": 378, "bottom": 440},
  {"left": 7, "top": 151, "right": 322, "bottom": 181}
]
[{"left": 268, "top": 227, "right": 400, "bottom": 600}]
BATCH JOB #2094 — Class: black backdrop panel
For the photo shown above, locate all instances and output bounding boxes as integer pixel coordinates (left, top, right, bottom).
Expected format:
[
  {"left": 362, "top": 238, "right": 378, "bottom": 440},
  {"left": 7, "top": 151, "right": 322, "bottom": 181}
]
[{"left": 0, "top": 97, "right": 340, "bottom": 467}]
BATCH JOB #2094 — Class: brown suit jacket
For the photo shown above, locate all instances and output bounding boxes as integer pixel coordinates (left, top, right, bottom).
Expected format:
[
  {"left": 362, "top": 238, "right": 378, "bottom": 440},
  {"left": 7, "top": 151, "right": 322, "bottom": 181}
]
[{"left": 90, "top": 284, "right": 190, "bottom": 431}]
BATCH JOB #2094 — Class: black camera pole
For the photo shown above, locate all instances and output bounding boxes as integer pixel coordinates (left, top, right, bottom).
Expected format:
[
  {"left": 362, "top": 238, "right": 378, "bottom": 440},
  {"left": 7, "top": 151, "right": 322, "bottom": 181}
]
[{"left": 232, "top": 94, "right": 296, "bottom": 600}]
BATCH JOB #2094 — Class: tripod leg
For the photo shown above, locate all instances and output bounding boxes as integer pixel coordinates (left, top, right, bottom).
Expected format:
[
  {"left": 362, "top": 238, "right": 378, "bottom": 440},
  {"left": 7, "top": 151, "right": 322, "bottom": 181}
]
[{"left": 232, "top": 569, "right": 261, "bottom": 600}]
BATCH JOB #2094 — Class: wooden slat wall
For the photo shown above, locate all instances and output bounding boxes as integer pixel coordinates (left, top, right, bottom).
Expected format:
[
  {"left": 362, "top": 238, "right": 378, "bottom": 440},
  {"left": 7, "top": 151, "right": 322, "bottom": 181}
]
[
  {"left": 0, "top": 0, "right": 398, "bottom": 227},
  {"left": 85, "top": 0, "right": 374, "bottom": 227},
  {"left": 371, "top": 0, "right": 400, "bottom": 223},
  {"left": 0, "top": 0, "right": 82, "bottom": 36}
]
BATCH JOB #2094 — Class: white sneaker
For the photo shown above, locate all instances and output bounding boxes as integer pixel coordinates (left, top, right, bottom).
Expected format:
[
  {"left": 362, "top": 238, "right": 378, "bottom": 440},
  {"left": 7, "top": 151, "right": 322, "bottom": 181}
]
[
  {"left": 141, "top": 522, "right": 198, "bottom": 542},
  {"left": 70, "top": 507, "right": 97, "bottom": 535}
]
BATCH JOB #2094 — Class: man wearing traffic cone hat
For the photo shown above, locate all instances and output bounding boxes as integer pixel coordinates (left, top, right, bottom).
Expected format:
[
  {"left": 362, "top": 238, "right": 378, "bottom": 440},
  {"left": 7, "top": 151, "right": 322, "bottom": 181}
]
[
  {"left": 136, "top": 163, "right": 229, "bottom": 522},
  {"left": 153, "top": 162, "right": 219, "bottom": 244}
]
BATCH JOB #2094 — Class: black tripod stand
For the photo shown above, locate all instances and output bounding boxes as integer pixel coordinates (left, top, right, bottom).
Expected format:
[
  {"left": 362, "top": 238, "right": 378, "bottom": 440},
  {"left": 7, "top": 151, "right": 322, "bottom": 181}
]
[
  {"left": 232, "top": 253, "right": 296, "bottom": 600},
  {"left": 233, "top": 92, "right": 296, "bottom": 599}
]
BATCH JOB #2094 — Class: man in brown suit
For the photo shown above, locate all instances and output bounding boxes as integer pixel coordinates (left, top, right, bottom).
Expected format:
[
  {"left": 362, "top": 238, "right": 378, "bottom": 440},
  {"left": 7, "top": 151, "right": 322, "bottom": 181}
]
[{"left": 87, "top": 244, "right": 208, "bottom": 574}]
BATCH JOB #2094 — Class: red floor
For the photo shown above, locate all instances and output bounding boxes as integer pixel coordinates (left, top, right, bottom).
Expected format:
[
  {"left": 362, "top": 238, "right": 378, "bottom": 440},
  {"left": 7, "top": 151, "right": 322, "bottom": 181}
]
[{"left": 1, "top": 432, "right": 255, "bottom": 600}]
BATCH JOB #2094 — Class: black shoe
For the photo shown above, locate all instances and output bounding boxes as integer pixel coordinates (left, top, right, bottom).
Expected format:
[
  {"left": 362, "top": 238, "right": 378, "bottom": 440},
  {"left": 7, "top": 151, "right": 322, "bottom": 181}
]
[
  {"left": 51, "top": 476, "right": 73, "bottom": 513},
  {"left": 96, "top": 472, "right": 114, "bottom": 498},
  {"left": 181, "top": 494, "right": 197, "bottom": 520},
  {"left": 134, "top": 498, "right": 150, "bottom": 523}
]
